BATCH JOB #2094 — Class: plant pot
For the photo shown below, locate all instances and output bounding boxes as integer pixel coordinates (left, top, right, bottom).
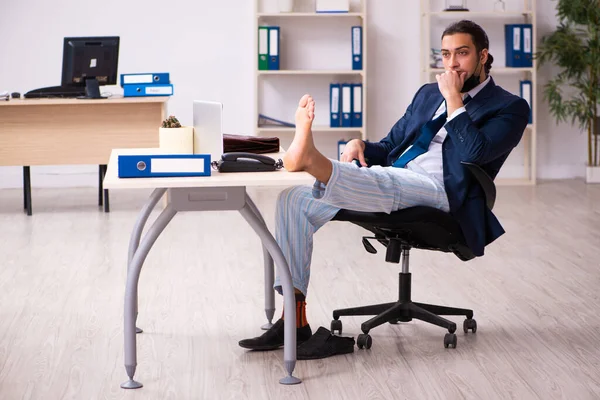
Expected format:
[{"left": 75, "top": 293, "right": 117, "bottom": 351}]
[
  {"left": 159, "top": 126, "right": 194, "bottom": 154},
  {"left": 586, "top": 165, "right": 600, "bottom": 183},
  {"left": 278, "top": 0, "right": 294, "bottom": 12}
]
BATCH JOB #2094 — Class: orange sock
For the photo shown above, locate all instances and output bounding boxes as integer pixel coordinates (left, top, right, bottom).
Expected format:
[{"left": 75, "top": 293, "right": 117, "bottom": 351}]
[{"left": 281, "top": 292, "right": 308, "bottom": 328}]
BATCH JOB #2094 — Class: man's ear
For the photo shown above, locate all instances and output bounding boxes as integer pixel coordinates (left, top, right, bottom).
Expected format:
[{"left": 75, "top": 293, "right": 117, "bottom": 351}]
[{"left": 480, "top": 48, "right": 489, "bottom": 65}]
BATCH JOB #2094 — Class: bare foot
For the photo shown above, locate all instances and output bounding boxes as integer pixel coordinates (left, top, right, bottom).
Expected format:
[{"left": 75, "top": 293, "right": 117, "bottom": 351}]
[{"left": 283, "top": 94, "right": 317, "bottom": 172}]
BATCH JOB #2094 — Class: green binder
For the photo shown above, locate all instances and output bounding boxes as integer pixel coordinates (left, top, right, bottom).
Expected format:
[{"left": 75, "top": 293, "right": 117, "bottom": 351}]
[{"left": 258, "top": 26, "right": 269, "bottom": 70}]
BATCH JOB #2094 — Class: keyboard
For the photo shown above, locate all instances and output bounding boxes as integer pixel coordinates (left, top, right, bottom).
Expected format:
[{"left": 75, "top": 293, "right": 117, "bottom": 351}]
[{"left": 24, "top": 85, "right": 86, "bottom": 99}]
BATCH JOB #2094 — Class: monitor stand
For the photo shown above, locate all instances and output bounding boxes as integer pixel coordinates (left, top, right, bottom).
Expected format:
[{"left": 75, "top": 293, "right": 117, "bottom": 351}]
[{"left": 77, "top": 78, "right": 106, "bottom": 100}]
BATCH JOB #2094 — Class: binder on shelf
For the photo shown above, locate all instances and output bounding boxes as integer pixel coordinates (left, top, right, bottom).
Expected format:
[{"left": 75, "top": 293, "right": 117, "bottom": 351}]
[
  {"left": 120, "top": 73, "right": 169, "bottom": 87},
  {"left": 341, "top": 84, "right": 352, "bottom": 127},
  {"left": 337, "top": 139, "right": 347, "bottom": 161},
  {"left": 123, "top": 83, "right": 174, "bottom": 97},
  {"left": 258, "top": 114, "right": 295, "bottom": 128},
  {"left": 258, "top": 26, "right": 269, "bottom": 71},
  {"left": 521, "top": 24, "right": 533, "bottom": 67},
  {"left": 520, "top": 80, "right": 532, "bottom": 124},
  {"left": 352, "top": 26, "right": 362, "bottom": 70},
  {"left": 118, "top": 154, "right": 211, "bottom": 178},
  {"left": 351, "top": 83, "right": 362, "bottom": 127},
  {"left": 330, "top": 83, "right": 341, "bottom": 127},
  {"left": 504, "top": 24, "right": 522, "bottom": 67},
  {"left": 268, "top": 26, "right": 280, "bottom": 70}
]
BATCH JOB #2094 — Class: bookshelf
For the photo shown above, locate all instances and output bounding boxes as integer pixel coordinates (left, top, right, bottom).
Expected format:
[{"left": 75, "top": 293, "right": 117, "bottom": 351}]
[
  {"left": 420, "top": 0, "right": 537, "bottom": 185},
  {"left": 254, "top": 0, "right": 367, "bottom": 159}
]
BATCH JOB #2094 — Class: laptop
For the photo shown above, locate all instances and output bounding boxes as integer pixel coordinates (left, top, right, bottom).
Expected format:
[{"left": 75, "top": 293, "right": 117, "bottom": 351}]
[{"left": 193, "top": 100, "right": 224, "bottom": 163}]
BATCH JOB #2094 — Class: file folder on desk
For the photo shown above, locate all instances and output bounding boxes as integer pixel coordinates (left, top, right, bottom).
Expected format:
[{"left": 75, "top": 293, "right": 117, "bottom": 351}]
[
  {"left": 118, "top": 154, "right": 211, "bottom": 178},
  {"left": 120, "top": 73, "right": 170, "bottom": 87},
  {"left": 123, "top": 83, "right": 174, "bottom": 97}
]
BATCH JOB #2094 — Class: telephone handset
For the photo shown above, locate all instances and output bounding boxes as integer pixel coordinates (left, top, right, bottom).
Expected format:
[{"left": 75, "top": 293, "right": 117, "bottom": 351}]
[{"left": 211, "top": 152, "right": 284, "bottom": 172}]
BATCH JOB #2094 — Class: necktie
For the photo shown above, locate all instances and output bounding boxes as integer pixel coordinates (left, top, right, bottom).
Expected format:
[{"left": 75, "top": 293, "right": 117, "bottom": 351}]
[{"left": 392, "top": 95, "right": 471, "bottom": 168}]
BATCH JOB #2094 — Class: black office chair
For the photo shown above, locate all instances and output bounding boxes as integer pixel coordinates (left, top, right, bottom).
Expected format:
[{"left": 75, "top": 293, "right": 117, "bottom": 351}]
[{"left": 329, "top": 162, "right": 496, "bottom": 350}]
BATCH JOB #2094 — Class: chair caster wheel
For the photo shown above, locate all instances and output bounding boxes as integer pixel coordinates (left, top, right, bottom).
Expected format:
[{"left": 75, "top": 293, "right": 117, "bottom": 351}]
[
  {"left": 357, "top": 333, "right": 372, "bottom": 349},
  {"left": 444, "top": 333, "right": 457, "bottom": 348},
  {"left": 463, "top": 318, "right": 477, "bottom": 333},
  {"left": 330, "top": 319, "right": 342, "bottom": 335}
]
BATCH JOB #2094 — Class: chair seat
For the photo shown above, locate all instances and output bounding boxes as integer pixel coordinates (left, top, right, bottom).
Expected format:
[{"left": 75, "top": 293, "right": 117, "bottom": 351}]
[{"left": 332, "top": 206, "right": 475, "bottom": 261}]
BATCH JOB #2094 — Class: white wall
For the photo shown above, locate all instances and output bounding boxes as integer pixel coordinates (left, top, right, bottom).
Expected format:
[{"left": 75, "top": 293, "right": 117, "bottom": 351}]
[{"left": 0, "top": 0, "right": 586, "bottom": 189}]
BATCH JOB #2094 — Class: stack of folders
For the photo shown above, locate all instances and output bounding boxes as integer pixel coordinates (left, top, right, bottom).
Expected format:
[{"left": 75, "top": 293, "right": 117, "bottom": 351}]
[
  {"left": 258, "top": 26, "right": 280, "bottom": 70},
  {"left": 121, "top": 72, "right": 174, "bottom": 97},
  {"left": 504, "top": 24, "right": 533, "bottom": 67},
  {"left": 330, "top": 83, "right": 362, "bottom": 128}
]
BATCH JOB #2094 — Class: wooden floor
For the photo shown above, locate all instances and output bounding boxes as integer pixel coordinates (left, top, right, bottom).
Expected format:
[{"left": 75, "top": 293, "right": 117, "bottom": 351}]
[{"left": 0, "top": 180, "right": 599, "bottom": 400}]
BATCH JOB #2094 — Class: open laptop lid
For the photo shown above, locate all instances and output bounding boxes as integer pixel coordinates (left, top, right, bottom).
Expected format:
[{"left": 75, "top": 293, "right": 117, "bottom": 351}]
[{"left": 192, "top": 100, "right": 223, "bottom": 162}]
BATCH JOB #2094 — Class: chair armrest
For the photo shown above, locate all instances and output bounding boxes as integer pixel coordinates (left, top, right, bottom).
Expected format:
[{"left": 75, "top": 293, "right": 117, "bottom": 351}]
[{"left": 460, "top": 162, "right": 496, "bottom": 210}]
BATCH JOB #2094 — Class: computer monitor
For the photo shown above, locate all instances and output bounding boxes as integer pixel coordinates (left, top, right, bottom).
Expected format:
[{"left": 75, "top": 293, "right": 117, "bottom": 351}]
[{"left": 61, "top": 36, "right": 120, "bottom": 99}]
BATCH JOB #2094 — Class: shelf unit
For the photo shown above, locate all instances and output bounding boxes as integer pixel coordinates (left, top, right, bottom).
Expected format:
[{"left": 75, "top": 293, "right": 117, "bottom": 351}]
[
  {"left": 420, "top": 0, "right": 537, "bottom": 185},
  {"left": 254, "top": 0, "right": 367, "bottom": 158}
]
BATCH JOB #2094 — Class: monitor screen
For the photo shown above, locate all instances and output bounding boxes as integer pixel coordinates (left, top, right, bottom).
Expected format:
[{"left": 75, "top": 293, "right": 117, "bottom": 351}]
[{"left": 61, "top": 36, "right": 120, "bottom": 89}]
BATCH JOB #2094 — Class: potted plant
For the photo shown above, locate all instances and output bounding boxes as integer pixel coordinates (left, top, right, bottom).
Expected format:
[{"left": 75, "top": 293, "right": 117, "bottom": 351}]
[
  {"left": 159, "top": 115, "right": 194, "bottom": 154},
  {"left": 535, "top": 0, "right": 600, "bottom": 183}
]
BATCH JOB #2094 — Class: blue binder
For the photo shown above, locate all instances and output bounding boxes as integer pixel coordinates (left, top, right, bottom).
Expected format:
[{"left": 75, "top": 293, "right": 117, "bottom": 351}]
[
  {"left": 337, "top": 140, "right": 347, "bottom": 161},
  {"left": 521, "top": 24, "right": 533, "bottom": 67},
  {"left": 120, "top": 73, "right": 170, "bottom": 87},
  {"left": 123, "top": 83, "right": 174, "bottom": 97},
  {"left": 118, "top": 154, "right": 211, "bottom": 178},
  {"left": 330, "top": 83, "right": 341, "bottom": 127},
  {"left": 341, "top": 84, "right": 352, "bottom": 127},
  {"left": 352, "top": 26, "right": 362, "bottom": 70},
  {"left": 268, "top": 27, "right": 280, "bottom": 70},
  {"left": 520, "top": 80, "right": 532, "bottom": 124},
  {"left": 351, "top": 83, "right": 362, "bottom": 127},
  {"left": 505, "top": 24, "right": 522, "bottom": 67}
]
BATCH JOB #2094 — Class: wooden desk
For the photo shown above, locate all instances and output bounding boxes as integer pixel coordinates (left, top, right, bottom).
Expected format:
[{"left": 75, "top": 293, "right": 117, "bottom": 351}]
[{"left": 0, "top": 96, "right": 168, "bottom": 214}]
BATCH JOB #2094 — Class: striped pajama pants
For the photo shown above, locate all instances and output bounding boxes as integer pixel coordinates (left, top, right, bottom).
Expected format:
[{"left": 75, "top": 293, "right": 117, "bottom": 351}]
[{"left": 273, "top": 160, "right": 450, "bottom": 297}]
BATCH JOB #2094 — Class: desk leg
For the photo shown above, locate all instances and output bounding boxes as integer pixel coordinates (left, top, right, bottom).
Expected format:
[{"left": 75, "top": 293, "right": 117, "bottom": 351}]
[
  {"left": 98, "top": 165, "right": 104, "bottom": 206},
  {"left": 100, "top": 165, "right": 110, "bottom": 213},
  {"left": 122, "top": 190, "right": 174, "bottom": 390},
  {"left": 127, "top": 188, "right": 167, "bottom": 335},
  {"left": 244, "top": 195, "right": 275, "bottom": 330},
  {"left": 239, "top": 198, "right": 301, "bottom": 385},
  {"left": 23, "top": 166, "right": 32, "bottom": 216}
]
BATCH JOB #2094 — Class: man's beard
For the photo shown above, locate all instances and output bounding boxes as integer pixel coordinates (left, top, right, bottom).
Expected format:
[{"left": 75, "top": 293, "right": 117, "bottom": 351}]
[{"left": 461, "top": 60, "right": 482, "bottom": 93}]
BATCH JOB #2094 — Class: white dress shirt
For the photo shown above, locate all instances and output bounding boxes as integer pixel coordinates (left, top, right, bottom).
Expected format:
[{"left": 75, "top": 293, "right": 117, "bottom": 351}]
[{"left": 405, "top": 75, "right": 491, "bottom": 187}]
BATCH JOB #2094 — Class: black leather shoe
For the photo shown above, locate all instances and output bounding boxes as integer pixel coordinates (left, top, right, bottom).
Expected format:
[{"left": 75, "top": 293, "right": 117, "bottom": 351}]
[
  {"left": 297, "top": 327, "right": 355, "bottom": 360},
  {"left": 238, "top": 319, "right": 313, "bottom": 351}
]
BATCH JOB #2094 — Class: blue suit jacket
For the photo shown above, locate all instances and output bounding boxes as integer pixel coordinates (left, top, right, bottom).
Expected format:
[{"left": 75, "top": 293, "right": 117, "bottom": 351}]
[{"left": 363, "top": 77, "right": 530, "bottom": 257}]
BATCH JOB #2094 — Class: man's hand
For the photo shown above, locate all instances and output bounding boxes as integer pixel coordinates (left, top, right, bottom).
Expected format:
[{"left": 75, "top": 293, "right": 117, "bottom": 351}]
[
  {"left": 436, "top": 70, "right": 466, "bottom": 116},
  {"left": 436, "top": 70, "right": 465, "bottom": 99},
  {"left": 340, "top": 139, "right": 367, "bottom": 167}
]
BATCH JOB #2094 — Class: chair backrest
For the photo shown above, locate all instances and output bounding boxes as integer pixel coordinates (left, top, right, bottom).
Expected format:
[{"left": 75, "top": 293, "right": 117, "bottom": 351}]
[{"left": 460, "top": 161, "right": 496, "bottom": 210}]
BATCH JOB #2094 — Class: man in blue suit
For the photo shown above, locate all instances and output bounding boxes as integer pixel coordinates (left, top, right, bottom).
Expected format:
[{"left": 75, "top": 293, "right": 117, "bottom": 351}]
[{"left": 239, "top": 20, "right": 530, "bottom": 355}]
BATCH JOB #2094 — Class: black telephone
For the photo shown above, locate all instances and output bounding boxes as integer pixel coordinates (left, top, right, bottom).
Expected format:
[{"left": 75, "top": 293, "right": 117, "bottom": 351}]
[{"left": 211, "top": 152, "right": 283, "bottom": 172}]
